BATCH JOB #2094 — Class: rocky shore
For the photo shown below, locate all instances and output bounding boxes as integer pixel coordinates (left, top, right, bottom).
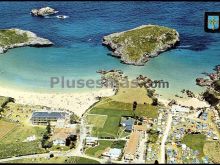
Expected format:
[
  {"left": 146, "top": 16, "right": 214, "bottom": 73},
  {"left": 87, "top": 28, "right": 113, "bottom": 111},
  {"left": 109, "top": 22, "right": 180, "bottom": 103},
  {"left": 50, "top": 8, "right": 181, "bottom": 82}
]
[
  {"left": 102, "top": 25, "right": 180, "bottom": 65},
  {"left": 0, "top": 28, "right": 53, "bottom": 54}
]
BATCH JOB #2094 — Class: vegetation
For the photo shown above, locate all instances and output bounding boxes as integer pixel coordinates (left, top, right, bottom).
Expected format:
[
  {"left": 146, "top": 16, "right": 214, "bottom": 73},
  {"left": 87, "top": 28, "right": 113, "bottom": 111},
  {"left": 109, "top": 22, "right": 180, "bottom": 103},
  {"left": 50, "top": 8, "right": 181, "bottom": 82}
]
[
  {"left": 70, "top": 113, "right": 80, "bottom": 124},
  {"left": 89, "top": 99, "right": 158, "bottom": 138},
  {"left": 203, "top": 90, "right": 220, "bottom": 106},
  {"left": 204, "top": 141, "right": 220, "bottom": 163},
  {"left": 85, "top": 140, "right": 126, "bottom": 158},
  {"left": 147, "top": 129, "right": 159, "bottom": 143},
  {"left": 109, "top": 25, "right": 178, "bottom": 62},
  {"left": 86, "top": 114, "right": 107, "bottom": 128},
  {"left": 214, "top": 80, "right": 220, "bottom": 92},
  {"left": 2, "top": 102, "right": 42, "bottom": 124},
  {"left": 0, "top": 29, "right": 28, "bottom": 47},
  {"left": 0, "top": 121, "right": 46, "bottom": 159},
  {"left": 111, "top": 87, "right": 153, "bottom": 104},
  {"left": 6, "top": 156, "right": 100, "bottom": 164},
  {"left": 0, "top": 119, "right": 17, "bottom": 139},
  {"left": 182, "top": 133, "right": 206, "bottom": 157},
  {"left": 41, "top": 122, "right": 53, "bottom": 149}
]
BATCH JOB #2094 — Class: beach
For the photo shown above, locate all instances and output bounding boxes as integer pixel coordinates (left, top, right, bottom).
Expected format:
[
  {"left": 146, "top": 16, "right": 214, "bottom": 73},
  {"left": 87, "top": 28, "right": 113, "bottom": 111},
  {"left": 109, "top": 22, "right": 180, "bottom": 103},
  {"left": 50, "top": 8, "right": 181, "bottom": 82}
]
[
  {"left": 0, "top": 87, "right": 115, "bottom": 117},
  {"left": 157, "top": 96, "right": 210, "bottom": 109}
]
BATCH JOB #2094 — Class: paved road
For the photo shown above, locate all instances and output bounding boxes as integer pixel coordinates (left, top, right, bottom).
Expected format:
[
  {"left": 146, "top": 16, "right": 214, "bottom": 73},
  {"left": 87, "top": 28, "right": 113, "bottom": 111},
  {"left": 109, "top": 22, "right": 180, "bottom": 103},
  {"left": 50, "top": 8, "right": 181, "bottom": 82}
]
[{"left": 159, "top": 113, "right": 172, "bottom": 164}]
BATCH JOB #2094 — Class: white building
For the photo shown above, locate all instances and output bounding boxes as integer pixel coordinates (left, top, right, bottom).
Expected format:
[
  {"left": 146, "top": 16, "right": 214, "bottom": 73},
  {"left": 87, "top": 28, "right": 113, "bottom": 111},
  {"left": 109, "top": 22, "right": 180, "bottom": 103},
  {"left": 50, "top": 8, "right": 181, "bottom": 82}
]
[
  {"left": 102, "top": 148, "right": 122, "bottom": 160},
  {"left": 85, "top": 137, "right": 98, "bottom": 146}
]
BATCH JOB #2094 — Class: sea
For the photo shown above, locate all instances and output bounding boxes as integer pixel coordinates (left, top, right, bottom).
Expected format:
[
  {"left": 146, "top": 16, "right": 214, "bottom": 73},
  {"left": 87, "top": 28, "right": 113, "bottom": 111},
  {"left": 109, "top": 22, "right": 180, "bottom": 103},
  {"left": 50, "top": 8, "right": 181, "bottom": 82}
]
[{"left": 0, "top": 1, "right": 220, "bottom": 99}]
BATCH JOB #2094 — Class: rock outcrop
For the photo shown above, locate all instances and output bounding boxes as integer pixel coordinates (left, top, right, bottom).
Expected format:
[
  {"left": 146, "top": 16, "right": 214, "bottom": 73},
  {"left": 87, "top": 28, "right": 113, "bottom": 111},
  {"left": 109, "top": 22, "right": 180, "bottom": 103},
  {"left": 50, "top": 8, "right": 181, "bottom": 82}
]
[
  {"left": 0, "top": 28, "right": 53, "bottom": 54},
  {"left": 31, "top": 7, "right": 58, "bottom": 17},
  {"left": 102, "top": 25, "right": 180, "bottom": 65}
]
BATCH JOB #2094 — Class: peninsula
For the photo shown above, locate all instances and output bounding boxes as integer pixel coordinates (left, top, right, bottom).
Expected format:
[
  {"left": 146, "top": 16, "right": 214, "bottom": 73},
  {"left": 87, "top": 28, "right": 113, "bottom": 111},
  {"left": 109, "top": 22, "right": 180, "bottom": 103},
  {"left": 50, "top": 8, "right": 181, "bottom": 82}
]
[
  {"left": 0, "top": 28, "right": 53, "bottom": 54},
  {"left": 102, "top": 25, "right": 180, "bottom": 65}
]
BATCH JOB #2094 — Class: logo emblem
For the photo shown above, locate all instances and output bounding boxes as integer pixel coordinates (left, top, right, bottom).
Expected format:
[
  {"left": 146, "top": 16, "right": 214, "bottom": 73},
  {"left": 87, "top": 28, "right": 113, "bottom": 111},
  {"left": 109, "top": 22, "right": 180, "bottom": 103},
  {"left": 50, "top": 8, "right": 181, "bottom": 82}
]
[{"left": 205, "top": 12, "right": 220, "bottom": 32}]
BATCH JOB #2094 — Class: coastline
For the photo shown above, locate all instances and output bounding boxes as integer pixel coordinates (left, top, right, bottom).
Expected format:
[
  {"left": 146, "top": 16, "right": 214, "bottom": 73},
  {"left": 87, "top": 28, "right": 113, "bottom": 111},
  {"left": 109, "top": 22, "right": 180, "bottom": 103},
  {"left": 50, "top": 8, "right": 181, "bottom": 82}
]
[{"left": 0, "top": 86, "right": 115, "bottom": 117}]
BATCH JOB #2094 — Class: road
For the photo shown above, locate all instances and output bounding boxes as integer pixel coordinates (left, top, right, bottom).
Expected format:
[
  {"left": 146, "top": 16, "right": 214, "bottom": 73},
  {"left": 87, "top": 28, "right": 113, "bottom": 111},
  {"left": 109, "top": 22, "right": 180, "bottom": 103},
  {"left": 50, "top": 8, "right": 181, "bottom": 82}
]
[{"left": 159, "top": 113, "right": 172, "bottom": 164}]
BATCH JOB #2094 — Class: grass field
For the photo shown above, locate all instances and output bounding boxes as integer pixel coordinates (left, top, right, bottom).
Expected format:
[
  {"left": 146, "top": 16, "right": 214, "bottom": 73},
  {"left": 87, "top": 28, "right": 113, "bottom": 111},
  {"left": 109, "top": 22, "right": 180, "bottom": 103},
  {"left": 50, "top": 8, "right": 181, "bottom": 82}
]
[
  {"left": 182, "top": 134, "right": 206, "bottom": 157},
  {"left": 85, "top": 140, "right": 126, "bottom": 158},
  {"left": 94, "top": 100, "right": 158, "bottom": 119},
  {"left": 86, "top": 114, "right": 107, "bottom": 128},
  {"left": 204, "top": 141, "right": 220, "bottom": 163},
  {"left": 6, "top": 156, "right": 100, "bottom": 164},
  {"left": 2, "top": 102, "right": 42, "bottom": 124},
  {"left": 89, "top": 99, "right": 158, "bottom": 138},
  {"left": 0, "top": 120, "right": 17, "bottom": 139},
  {"left": 0, "top": 120, "right": 46, "bottom": 159},
  {"left": 111, "top": 87, "right": 152, "bottom": 104}
]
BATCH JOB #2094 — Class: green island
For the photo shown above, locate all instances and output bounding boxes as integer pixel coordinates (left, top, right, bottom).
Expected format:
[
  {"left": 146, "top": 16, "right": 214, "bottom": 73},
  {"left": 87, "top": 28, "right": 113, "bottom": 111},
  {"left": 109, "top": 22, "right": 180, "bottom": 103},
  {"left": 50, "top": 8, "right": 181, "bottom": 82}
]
[
  {"left": 0, "top": 28, "right": 53, "bottom": 53},
  {"left": 102, "top": 25, "right": 179, "bottom": 65}
]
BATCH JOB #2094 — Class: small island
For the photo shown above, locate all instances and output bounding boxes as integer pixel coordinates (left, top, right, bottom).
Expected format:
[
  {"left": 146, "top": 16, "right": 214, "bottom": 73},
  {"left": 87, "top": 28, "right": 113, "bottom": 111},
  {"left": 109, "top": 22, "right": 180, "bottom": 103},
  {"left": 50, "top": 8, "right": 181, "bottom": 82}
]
[
  {"left": 31, "top": 7, "right": 58, "bottom": 17},
  {"left": 0, "top": 28, "right": 53, "bottom": 54},
  {"left": 102, "top": 25, "right": 180, "bottom": 65}
]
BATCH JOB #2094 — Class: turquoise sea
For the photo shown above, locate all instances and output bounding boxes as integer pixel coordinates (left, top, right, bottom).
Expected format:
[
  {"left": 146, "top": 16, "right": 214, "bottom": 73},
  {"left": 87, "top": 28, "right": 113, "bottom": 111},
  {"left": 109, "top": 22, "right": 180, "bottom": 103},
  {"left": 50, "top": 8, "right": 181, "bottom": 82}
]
[{"left": 0, "top": 1, "right": 220, "bottom": 99}]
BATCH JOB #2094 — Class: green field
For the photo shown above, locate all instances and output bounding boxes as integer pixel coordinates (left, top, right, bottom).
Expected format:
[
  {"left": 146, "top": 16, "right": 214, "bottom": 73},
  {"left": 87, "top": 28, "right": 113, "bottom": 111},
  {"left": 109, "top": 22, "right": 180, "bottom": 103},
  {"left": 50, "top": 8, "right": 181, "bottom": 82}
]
[
  {"left": 85, "top": 140, "right": 126, "bottom": 158},
  {"left": 182, "top": 134, "right": 206, "bottom": 157},
  {"left": 86, "top": 114, "right": 107, "bottom": 128},
  {"left": 88, "top": 99, "right": 158, "bottom": 138},
  {"left": 6, "top": 156, "right": 100, "bottom": 164},
  {"left": 0, "top": 120, "right": 17, "bottom": 139},
  {"left": 0, "top": 120, "right": 46, "bottom": 159}
]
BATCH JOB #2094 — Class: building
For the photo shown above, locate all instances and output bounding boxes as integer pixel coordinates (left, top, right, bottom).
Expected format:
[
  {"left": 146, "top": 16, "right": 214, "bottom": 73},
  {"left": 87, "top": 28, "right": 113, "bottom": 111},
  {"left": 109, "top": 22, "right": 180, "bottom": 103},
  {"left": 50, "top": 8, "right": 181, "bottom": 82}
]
[
  {"left": 51, "top": 128, "right": 76, "bottom": 146},
  {"left": 102, "top": 148, "right": 122, "bottom": 160},
  {"left": 85, "top": 137, "right": 98, "bottom": 146},
  {"left": 171, "top": 105, "right": 190, "bottom": 115},
  {"left": 31, "top": 111, "right": 67, "bottom": 125},
  {"left": 120, "top": 117, "right": 135, "bottom": 132},
  {"left": 123, "top": 131, "right": 141, "bottom": 161}
]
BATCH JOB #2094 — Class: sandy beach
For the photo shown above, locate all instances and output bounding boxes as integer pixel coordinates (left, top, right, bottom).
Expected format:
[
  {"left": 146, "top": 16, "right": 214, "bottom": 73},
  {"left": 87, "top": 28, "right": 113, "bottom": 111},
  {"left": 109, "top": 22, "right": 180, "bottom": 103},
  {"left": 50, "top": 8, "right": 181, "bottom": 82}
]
[
  {"left": 157, "top": 96, "right": 210, "bottom": 109},
  {"left": 0, "top": 87, "right": 115, "bottom": 117}
]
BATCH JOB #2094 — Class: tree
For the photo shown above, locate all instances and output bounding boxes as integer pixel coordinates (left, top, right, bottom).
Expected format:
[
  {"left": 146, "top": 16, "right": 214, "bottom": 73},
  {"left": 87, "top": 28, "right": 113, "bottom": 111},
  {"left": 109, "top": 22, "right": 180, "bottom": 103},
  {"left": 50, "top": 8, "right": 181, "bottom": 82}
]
[
  {"left": 154, "top": 160, "right": 159, "bottom": 164},
  {"left": 70, "top": 113, "right": 79, "bottom": 124},
  {"left": 133, "top": 101, "right": 137, "bottom": 111},
  {"left": 46, "top": 122, "right": 51, "bottom": 134},
  {"left": 152, "top": 98, "right": 158, "bottom": 106}
]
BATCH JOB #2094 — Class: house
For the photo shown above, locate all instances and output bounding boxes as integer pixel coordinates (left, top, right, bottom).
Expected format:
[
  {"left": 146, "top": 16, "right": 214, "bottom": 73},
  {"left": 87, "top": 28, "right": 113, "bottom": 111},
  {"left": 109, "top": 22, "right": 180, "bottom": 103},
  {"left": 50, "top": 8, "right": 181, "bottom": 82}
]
[
  {"left": 120, "top": 117, "right": 135, "bottom": 132},
  {"left": 85, "top": 137, "right": 98, "bottom": 146},
  {"left": 51, "top": 128, "right": 76, "bottom": 146},
  {"left": 102, "top": 148, "right": 122, "bottom": 160},
  {"left": 31, "top": 111, "right": 67, "bottom": 125},
  {"left": 123, "top": 131, "right": 141, "bottom": 161}
]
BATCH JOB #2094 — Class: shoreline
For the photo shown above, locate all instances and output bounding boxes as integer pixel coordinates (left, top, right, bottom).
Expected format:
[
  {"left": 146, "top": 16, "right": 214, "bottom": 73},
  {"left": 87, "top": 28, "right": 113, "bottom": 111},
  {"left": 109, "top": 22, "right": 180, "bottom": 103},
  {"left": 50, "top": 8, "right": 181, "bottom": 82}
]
[{"left": 0, "top": 86, "right": 115, "bottom": 117}]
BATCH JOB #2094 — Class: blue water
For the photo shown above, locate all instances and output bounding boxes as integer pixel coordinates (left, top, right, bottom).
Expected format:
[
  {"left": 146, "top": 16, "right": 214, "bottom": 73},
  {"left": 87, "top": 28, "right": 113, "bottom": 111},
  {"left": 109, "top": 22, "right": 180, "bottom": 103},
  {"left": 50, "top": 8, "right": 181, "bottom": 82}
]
[{"left": 0, "top": 1, "right": 220, "bottom": 99}]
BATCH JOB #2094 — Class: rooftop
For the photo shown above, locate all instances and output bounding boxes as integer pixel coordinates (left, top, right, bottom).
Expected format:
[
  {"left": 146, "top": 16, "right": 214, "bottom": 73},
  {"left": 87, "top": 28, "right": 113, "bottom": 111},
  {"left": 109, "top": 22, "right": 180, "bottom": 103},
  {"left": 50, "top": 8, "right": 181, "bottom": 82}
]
[{"left": 31, "top": 111, "right": 66, "bottom": 119}]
